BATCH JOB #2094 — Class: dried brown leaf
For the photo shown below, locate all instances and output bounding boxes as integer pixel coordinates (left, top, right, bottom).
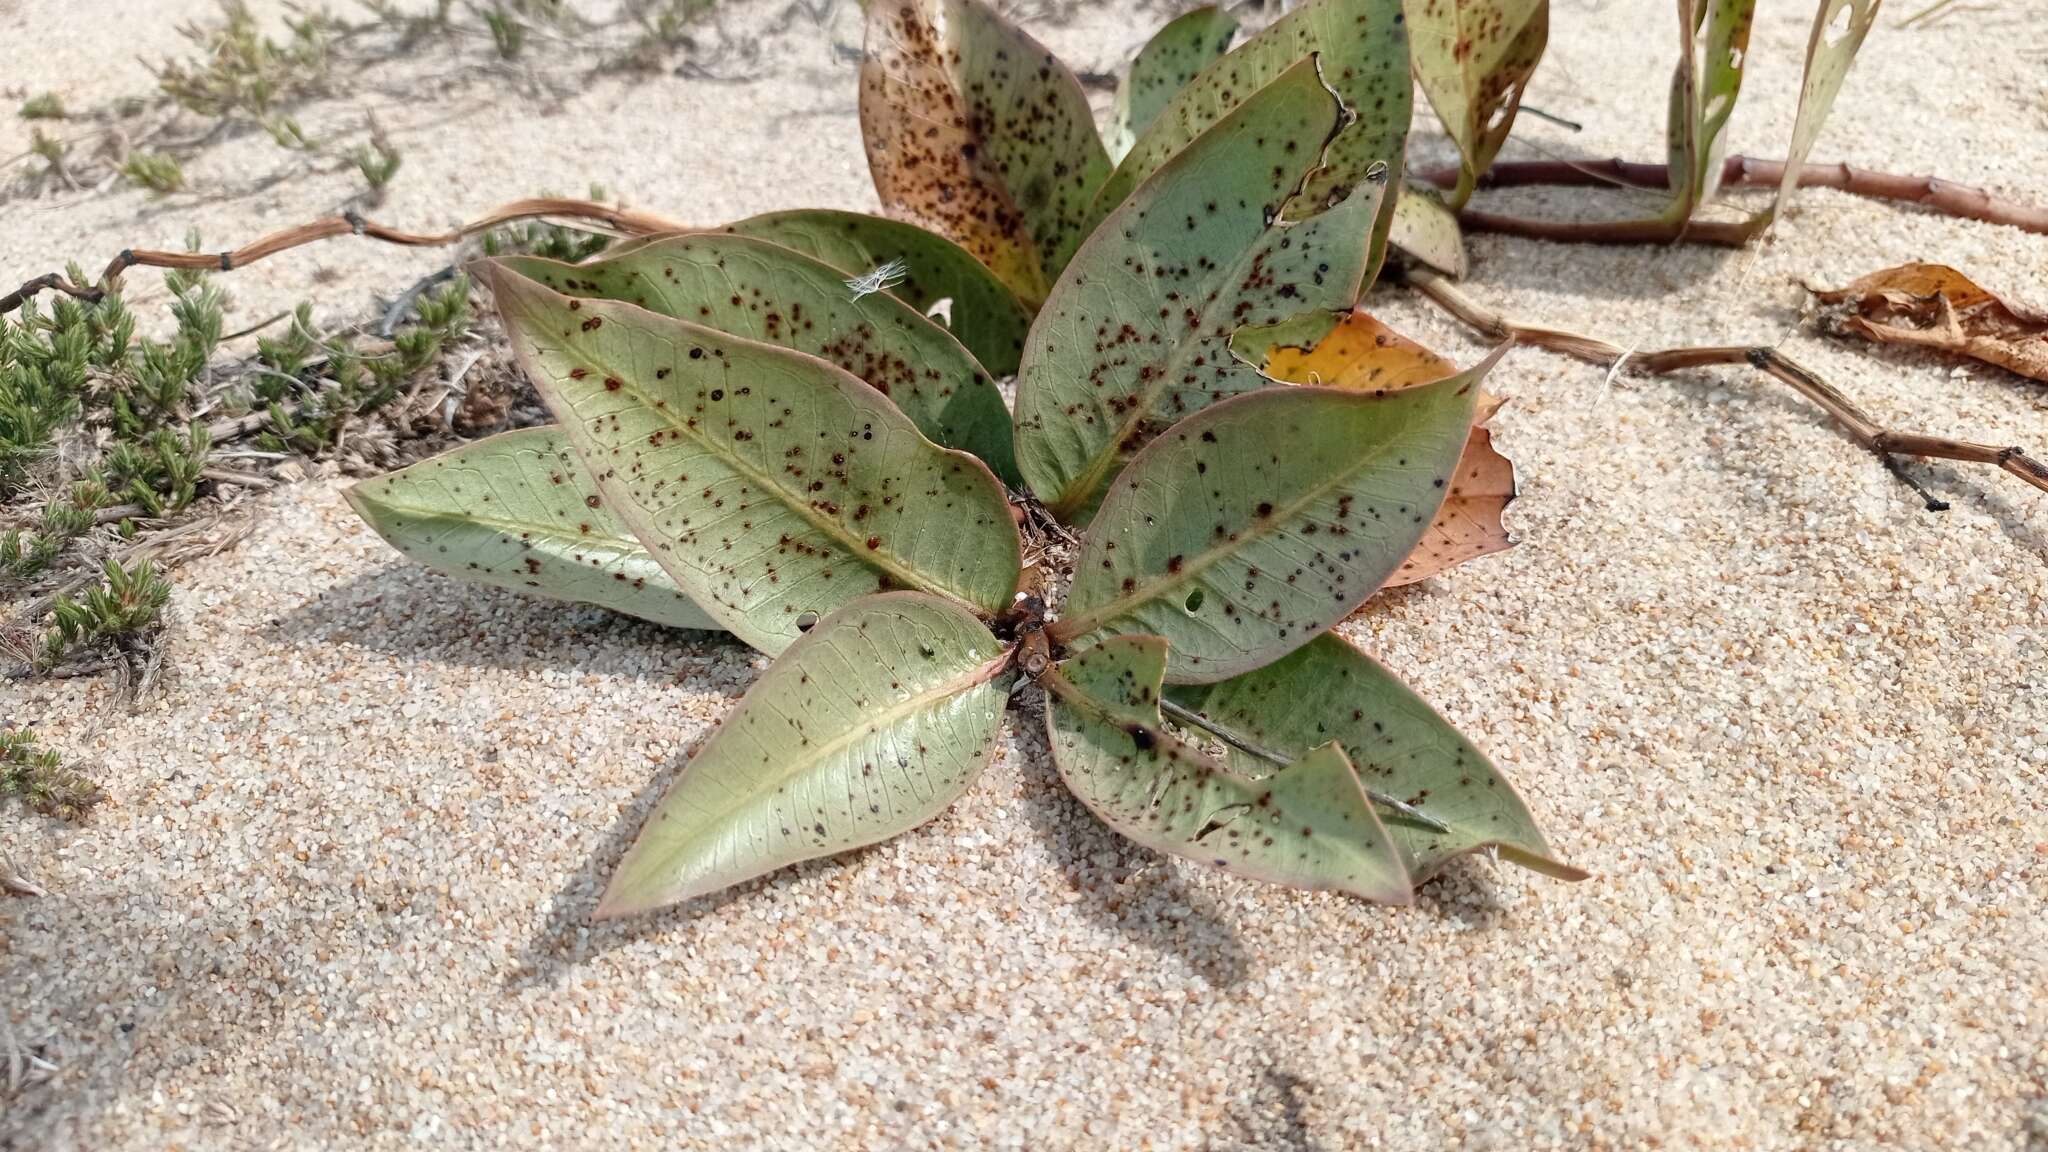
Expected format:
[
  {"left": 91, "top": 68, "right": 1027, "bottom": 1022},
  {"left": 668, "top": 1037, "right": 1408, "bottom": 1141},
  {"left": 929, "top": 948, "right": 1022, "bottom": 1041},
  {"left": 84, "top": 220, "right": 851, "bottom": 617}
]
[{"left": 1812, "top": 262, "right": 2048, "bottom": 383}]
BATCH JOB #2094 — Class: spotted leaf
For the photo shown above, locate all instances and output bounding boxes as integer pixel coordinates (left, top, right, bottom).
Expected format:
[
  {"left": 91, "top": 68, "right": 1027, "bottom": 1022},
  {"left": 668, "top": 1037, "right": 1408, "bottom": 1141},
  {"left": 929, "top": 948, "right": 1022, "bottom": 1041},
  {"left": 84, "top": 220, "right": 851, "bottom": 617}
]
[
  {"left": 1043, "top": 634, "right": 1412, "bottom": 903},
  {"left": 1109, "top": 5, "right": 1240, "bottom": 163},
  {"left": 1387, "top": 185, "right": 1467, "bottom": 278},
  {"left": 1166, "top": 633, "right": 1583, "bottom": 882},
  {"left": 488, "top": 262, "right": 1021, "bottom": 657},
  {"left": 1050, "top": 349, "right": 1497, "bottom": 683},
  {"left": 497, "top": 235, "right": 1018, "bottom": 487},
  {"left": 1766, "top": 0, "right": 1881, "bottom": 227},
  {"left": 599, "top": 592, "right": 1011, "bottom": 918},
  {"left": 859, "top": 0, "right": 1112, "bottom": 305},
  {"left": 1404, "top": 0, "right": 1548, "bottom": 207},
  {"left": 721, "top": 209, "right": 1034, "bottom": 376},
  {"left": 1236, "top": 310, "right": 1515, "bottom": 585},
  {"left": 1087, "top": 0, "right": 1411, "bottom": 257},
  {"left": 345, "top": 427, "right": 722, "bottom": 632},
  {"left": 1668, "top": 0, "right": 1756, "bottom": 216},
  {"left": 1013, "top": 56, "right": 1384, "bottom": 525}
]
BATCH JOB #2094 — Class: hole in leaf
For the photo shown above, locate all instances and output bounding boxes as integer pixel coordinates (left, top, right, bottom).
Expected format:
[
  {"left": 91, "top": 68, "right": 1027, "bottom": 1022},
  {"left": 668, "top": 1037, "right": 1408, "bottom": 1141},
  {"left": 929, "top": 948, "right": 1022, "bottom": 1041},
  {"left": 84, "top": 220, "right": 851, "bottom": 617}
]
[
  {"left": 1823, "top": 2, "right": 1853, "bottom": 46},
  {"left": 795, "top": 611, "right": 820, "bottom": 632},
  {"left": 1184, "top": 587, "right": 1206, "bottom": 613}
]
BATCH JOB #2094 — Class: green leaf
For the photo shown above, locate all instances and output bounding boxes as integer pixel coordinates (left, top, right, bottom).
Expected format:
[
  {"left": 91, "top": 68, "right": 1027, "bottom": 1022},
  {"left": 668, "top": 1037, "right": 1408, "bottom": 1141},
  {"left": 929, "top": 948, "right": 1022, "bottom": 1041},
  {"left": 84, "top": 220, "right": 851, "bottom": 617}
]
[
  {"left": 345, "top": 427, "right": 723, "bottom": 632},
  {"left": 859, "top": 0, "right": 1112, "bottom": 304},
  {"left": 599, "top": 592, "right": 1011, "bottom": 917},
  {"left": 1404, "top": 0, "right": 1548, "bottom": 208},
  {"left": 487, "top": 261, "right": 1022, "bottom": 657},
  {"left": 1166, "top": 633, "right": 1582, "bottom": 882},
  {"left": 498, "top": 234, "right": 1019, "bottom": 486},
  {"left": 1043, "top": 634, "right": 1412, "bottom": 902},
  {"left": 1387, "top": 185, "right": 1468, "bottom": 278},
  {"left": 1109, "top": 5, "right": 1240, "bottom": 163},
  {"left": 1088, "top": 0, "right": 1411, "bottom": 251},
  {"left": 1013, "top": 57, "right": 1386, "bottom": 525},
  {"left": 1767, "top": 0, "right": 1881, "bottom": 226},
  {"left": 1050, "top": 351, "right": 1497, "bottom": 683},
  {"left": 1666, "top": 0, "right": 1756, "bottom": 217},
  {"left": 1239, "top": 310, "right": 1518, "bottom": 586},
  {"left": 722, "top": 208, "right": 1034, "bottom": 376}
]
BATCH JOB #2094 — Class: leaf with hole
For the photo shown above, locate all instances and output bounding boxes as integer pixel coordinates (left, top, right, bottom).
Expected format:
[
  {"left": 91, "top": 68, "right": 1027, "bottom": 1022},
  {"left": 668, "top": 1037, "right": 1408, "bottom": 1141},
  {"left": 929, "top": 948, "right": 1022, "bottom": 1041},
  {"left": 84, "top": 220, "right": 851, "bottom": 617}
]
[
  {"left": 721, "top": 209, "right": 1034, "bottom": 376},
  {"left": 487, "top": 261, "right": 1021, "bottom": 656},
  {"left": 1766, "top": 0, "right": 1882, "bottom": 227},
  {"left": 1044, "top": 633, "right": 1412, "bottom": 902},
  {"left": 859, "top": 0, "right": 1111, "bottom": 304},
  {"left": 1165, "top": 633, "right": 1582, "bottom": 882},
  {"left": 598, "top": 592, "right": 1010, "bottom": 918},
  {"left": 1087, "top": 0, "right": 1411, "bottom": 253},
  {"left": 1108, "top": 5, "right": 1240, "bottom": 163},
  {"left": 1238, "top": 310, "right": 1516, "bottom": 585},
  {"left": 1052, "top": 349, "right": 1494, "bottom": 683},
  {"left": 1404, "top": 0, "right": 1548, "bottom": 207},
  {"left": 1013, "top": 56, "right": 1385, "bottom": 525},
  {"left": 497, "top": 233, "right": 1018, "bottom": 485},
  {"left": 344, "top": 427, "right": 723, "bottom": 631},
  {"left": 1667, "top": 0, "right": 1756, "bottom": 217}
]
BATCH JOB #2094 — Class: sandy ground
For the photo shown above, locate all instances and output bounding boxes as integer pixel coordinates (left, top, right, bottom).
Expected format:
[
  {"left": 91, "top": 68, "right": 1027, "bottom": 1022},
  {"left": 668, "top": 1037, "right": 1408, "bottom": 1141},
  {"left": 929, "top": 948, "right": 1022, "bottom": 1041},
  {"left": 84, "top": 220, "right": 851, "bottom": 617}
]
[{"left": 5, "top": 0, "right": 2048, "bottom": 1148}]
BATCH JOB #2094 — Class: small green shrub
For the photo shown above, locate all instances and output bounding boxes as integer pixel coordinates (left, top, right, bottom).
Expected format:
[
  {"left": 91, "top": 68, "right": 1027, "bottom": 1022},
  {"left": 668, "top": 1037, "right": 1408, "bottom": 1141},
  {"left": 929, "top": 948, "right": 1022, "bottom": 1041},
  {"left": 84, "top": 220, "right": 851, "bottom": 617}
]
[
  {"left": 483, "top": 6, "right": 527, "bottom": 59},
  {"left": 1, "top": 727, "right": 103, "bottom": 820},
  {"left": 350, "top": 135, "right": 403, "bottom": 200},
  {"left": 18, "top": 92, "right": 65, "bottom": 120},
  {"left": 121, "top": 152, "right": 186, "bottom": 195},
  {"left": 155, "top": 0, "right": 337, "bottom": 119},
  {"left": 39, "top": 558, "right": 173, "bottom": 669}
]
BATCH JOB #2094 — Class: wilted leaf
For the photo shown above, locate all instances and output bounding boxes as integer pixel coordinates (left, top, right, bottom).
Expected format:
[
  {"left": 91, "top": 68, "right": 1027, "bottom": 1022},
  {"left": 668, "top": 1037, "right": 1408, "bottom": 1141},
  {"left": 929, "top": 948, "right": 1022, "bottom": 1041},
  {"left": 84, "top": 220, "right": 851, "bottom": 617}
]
[
  {"left": 498, "top": 234, "right": 1018, "bottom": 485},
  {"left": 1109, "top": 5, "right": 1239, "bottom": 163},
  {"left": 1165, "top": 633, "right": 1583, "bottom": 882},
  {"left": 1404, "top": 0, "right": 1548, "bottom": 206},
  {"left": 1089, "top": 0, "right": 1411, "bottom": 250},
  {"left": 1387, "top": 185, "right": 1468, "bottom": 278},
  {"left": 860, "top": 0, "right": 1111, "bottom": 304},
  {"left": 1238, "top": 310, "right": 1515, "bottom": 586},
  {"left": 1050, "top": 353, "right": 1494, "bottom": 684},
  {"left": 599, "top": 592, "right": 1010, "bottom": 917},
  {"left": 488, "top": 262, "right": 1021, "bottom": 657},
  {"left": 1043, "top": 633, "right": 1412, "bottom": 902},
  {"left": 345, "top": 427, "right": 723, "bottom": 632},
  {"left": 1769, "top": 0, "right": 1881, "bottom": 225},
  {"left": 1013, "top": 57, "right": 1386, "bottom": 524},
  {"left": 1812, "top": 262, "right": 2048, "bottom": 383},
  {"left": 722, "top": 208, "right": 1034, "bottom": 376},
  {"left": 1667, "top": 0, "right": 1756, "bottom": 215}
]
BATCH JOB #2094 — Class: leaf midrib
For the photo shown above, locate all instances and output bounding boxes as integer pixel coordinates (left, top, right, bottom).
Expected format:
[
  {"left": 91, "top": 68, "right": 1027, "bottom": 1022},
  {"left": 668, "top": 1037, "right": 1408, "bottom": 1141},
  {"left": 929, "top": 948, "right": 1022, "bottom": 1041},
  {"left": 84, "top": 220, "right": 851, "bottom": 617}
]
[
  {"left": 375, "top": 499, "right": 643, "bottom": 554},
  {"left": 555, "top": 336, "right": 979, "bottom": 610},
  {"left": 1052, "top": 392, "right": 1447, "bottom": 642},
  {"left": 1049, "top": 91, "right": 1349, "bottom": 519},
  {"left": 648, "top": 650, "right": 1007, "bottom": 875}
]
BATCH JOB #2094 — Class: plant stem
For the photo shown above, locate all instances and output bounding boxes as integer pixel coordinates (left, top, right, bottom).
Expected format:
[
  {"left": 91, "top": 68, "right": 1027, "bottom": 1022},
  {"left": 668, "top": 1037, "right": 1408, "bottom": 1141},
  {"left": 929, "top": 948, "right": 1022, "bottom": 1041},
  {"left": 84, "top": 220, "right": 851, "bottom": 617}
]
[
  {"left": 2, "top": 198, "right": 689, "bottom": 318},
  {"left": 1396, "top": 266, "right": 2048, "bottom": 502},
  {"left": 1157, "top": 698, "right": 1453, "bottom": 834},
  {"left": 1417, "top": 155, "right": 2048, "bottom": 238}
]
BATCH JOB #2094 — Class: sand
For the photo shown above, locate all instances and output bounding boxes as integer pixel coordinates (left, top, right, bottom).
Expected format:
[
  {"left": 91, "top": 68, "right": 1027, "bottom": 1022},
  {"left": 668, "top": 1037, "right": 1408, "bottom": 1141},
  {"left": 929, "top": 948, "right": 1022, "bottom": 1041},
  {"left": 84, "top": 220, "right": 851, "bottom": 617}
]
[{"left": 5, "top": 0, "right": 2048, "bottom": 1148}]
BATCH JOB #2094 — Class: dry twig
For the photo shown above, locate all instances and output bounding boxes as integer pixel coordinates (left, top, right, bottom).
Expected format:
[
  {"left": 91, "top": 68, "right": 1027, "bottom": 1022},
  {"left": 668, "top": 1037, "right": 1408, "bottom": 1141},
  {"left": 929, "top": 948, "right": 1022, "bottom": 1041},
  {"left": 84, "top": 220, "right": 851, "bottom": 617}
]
[
  {"left": 1396, "top": 266, "right": 2048, "bottom": 506},
  {"left": 1419, "top": 155, "right": 2048, "bottom": 240}
]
